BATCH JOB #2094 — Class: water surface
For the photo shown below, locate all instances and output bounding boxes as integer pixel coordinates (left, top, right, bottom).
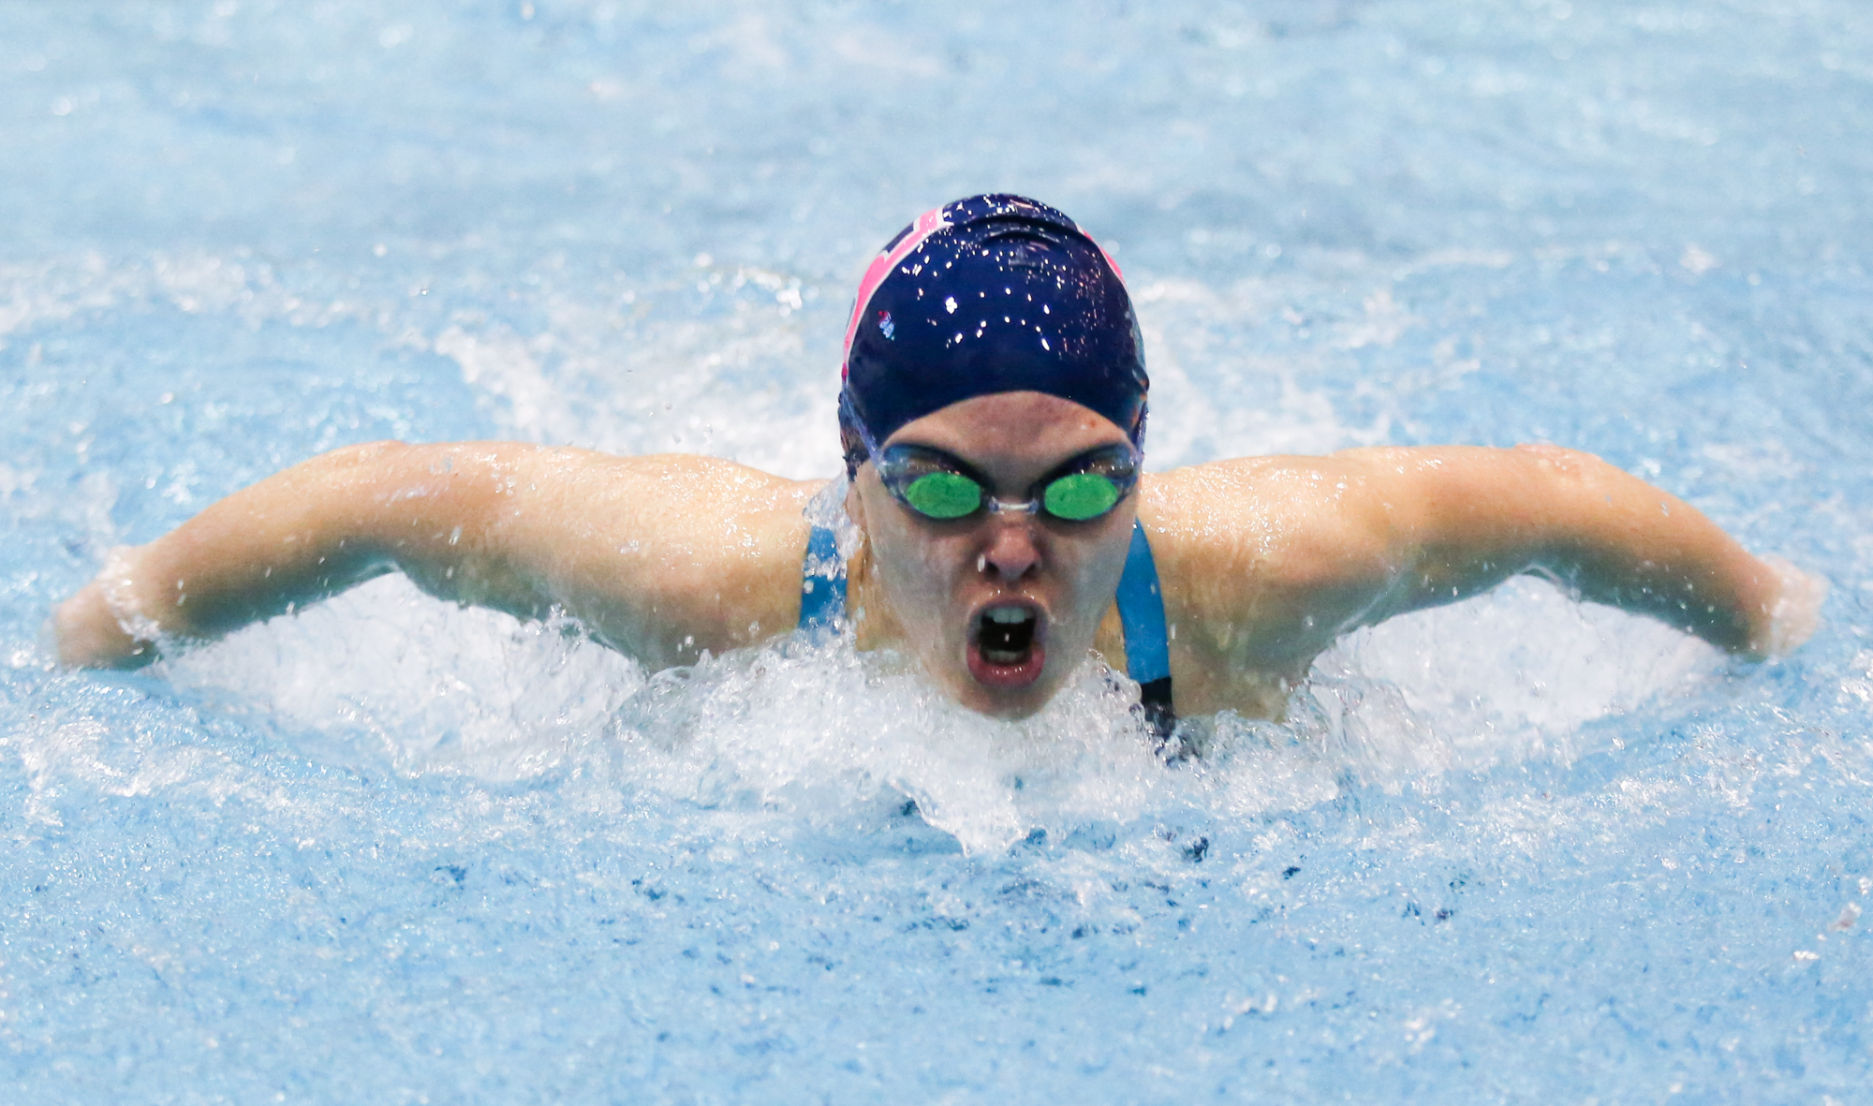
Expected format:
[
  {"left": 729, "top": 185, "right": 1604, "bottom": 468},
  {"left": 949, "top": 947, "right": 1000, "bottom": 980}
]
[{"left": 3, "top": 1, "right": 1870, "bottom": 1101}]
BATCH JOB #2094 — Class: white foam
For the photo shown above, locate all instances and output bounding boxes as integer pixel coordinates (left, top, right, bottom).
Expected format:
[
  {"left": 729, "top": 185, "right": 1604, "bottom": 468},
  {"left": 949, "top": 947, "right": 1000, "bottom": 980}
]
[
  {"left": 1204, "top": 576, "right": 1717, "bottom": 820},
  {"left": 158, "top": 576, "right": 645, "bottom": 783},
  {"left": 133, "top": 568, "right": 1720, "bottom": 857}
]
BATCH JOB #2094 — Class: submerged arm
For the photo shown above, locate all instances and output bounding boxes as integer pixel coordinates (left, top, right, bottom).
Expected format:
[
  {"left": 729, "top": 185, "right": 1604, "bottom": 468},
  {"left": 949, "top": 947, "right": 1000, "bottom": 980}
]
[
  {"left": 53, "top": 441, "right": 815, "bottom": 670},
  {"left": 1161, "top": 445, "right": 1822, "bottom": 671}
]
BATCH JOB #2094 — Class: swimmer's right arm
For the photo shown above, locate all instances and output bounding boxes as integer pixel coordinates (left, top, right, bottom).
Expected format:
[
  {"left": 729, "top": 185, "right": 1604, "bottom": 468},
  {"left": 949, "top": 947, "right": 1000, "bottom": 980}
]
[{"left": 52, "top": 442, "right": 818, "bottom": 671}]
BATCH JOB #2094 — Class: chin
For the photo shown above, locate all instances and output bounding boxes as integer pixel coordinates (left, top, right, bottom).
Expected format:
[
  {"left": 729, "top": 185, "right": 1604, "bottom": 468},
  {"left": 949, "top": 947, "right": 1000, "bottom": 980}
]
[{"left": 944, "top": 666, "right": 1063, "bottom": 720}]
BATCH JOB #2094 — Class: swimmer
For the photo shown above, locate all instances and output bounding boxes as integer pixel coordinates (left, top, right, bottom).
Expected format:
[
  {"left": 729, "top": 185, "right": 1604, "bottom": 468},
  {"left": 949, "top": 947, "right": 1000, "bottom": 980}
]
[{"left": 51, "top": 194, "right": 1825, "bottom": 735}]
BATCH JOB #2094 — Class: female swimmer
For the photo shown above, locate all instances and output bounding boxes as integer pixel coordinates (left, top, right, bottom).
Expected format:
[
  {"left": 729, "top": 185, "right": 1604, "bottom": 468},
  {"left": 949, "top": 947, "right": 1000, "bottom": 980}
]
[{"left": 52, "top": 195, "right": 1825, "bottom": 732}]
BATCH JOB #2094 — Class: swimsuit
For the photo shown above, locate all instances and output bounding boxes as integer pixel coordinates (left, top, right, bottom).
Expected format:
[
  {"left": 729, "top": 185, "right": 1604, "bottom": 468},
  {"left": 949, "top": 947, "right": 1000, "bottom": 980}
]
[{"left": 798, "top": 518, "right": 1176, "bottom": 739}]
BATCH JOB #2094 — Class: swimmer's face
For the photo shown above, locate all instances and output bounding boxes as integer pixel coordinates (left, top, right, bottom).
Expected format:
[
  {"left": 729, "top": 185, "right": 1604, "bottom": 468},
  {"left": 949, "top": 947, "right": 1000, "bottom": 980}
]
[{"left": 848, "top": 391, "right": 1139, "bottom": 719}]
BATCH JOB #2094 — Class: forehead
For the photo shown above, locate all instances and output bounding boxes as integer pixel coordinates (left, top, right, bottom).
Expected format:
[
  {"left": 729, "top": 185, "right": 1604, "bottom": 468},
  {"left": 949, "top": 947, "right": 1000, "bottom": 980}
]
[{"left": 882, "top": 391, "right": 1132, "bottom": 465}]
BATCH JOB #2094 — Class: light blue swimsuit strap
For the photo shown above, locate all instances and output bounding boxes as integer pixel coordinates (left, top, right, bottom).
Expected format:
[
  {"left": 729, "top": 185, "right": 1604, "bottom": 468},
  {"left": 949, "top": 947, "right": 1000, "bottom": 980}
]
[
  {"left": 1115, "top": 519, "right": 1171, "bottom": 676},
  {"left": 798, "top": 522, "right": 847, "bottom": 634},
  {"left": 1115, "top": 521, "right": 1174, "bottom": 736},
  {"left": 797, "top": 519, "right": 1174, "bottom": 732}
]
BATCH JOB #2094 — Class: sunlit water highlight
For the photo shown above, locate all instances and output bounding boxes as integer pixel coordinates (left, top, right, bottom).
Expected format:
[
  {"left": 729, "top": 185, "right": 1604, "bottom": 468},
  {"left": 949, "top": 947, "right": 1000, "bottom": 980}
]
[{"left": 3, "top": 1, "right": 1871, "bottom": 1101}]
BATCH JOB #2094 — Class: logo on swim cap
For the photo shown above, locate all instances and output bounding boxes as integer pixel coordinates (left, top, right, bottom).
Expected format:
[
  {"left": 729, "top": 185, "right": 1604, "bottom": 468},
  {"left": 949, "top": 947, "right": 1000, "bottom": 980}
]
[{"left": 838, "top": 194, "right": 1148, "bottom": 473}]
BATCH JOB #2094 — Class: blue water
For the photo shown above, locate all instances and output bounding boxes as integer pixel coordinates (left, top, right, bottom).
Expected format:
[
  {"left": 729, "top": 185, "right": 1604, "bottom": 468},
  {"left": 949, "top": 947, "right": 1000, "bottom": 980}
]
[{"left": 4, "top": 1, "right": 1871, "bottom": 1101}]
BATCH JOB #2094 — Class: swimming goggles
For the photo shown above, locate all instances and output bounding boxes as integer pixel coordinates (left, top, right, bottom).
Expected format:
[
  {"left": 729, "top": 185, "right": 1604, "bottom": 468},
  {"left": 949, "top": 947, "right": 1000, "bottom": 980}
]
[{"left": 842, "top": 394, "right": 1141, "bottom": 522}]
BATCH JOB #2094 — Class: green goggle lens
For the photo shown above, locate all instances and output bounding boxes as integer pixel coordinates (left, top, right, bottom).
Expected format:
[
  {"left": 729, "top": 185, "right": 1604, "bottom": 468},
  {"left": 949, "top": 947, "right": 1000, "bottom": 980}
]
[
  {"left": 1041, "top": 472, "right": 1123, "bottom": 521},
  {"left": 901, "top": 471, "right": 984, "bottom": 519},
  {"left": 882, "top": 444, "right": 1135, "bottom": 522}
]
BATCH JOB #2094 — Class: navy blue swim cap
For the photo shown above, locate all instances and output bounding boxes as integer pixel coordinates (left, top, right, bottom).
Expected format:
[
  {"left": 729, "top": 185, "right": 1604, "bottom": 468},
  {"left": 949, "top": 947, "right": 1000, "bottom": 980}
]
[{"left": 839, "top": 195, "right": 1148, "bottom": 471}]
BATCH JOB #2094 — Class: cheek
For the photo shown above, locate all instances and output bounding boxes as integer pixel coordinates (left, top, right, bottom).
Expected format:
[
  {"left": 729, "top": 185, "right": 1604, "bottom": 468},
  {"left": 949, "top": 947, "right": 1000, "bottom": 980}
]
[
  {"left": 1059, "top": 519, "right": 1137, "bottom": 615},
  {"left": 870, "top": 519, "right": 961, "bottom": 623}
]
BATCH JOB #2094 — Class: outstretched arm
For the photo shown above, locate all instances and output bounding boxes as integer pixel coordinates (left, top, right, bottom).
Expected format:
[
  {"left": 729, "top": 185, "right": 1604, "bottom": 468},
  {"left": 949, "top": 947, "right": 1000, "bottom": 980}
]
[
  {"left": 1150, "top": 444, "right": 1823, "bottom": 674},
  {"left": 52, "top": 441, "right": 818, "bottom": 670}
]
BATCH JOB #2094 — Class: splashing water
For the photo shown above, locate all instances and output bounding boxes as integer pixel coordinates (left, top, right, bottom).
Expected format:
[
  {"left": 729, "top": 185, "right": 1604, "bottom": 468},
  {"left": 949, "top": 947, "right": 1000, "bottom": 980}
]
[{"left": 3, "top": 1, "right": 1871, "bottom": 1101}]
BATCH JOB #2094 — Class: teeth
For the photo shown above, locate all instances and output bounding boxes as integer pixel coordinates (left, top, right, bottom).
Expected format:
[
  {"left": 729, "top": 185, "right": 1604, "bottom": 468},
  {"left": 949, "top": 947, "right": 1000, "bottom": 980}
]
[{"left": 977, "top": 605, "right": 1038, "bottom": 669}]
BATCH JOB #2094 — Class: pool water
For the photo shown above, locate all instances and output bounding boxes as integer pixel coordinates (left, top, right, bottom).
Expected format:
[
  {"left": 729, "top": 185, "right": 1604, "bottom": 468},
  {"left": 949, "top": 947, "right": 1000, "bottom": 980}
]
[{"left": 4, "top": 1, "right": 1871, "bottom": 1100}]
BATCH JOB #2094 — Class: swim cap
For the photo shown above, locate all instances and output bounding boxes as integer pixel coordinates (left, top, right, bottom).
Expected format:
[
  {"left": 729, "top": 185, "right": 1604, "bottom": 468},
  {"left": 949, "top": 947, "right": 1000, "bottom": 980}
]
[{"left": 839, "top": 195, "right": 1148, "bottom": 470}]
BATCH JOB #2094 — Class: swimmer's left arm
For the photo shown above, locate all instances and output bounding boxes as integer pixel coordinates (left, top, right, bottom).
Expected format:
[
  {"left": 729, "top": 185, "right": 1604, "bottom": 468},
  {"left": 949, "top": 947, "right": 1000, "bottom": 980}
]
[
  {"left": 1351, "top": 445, "right": 1822, "bottom": 656},
  {"left": 1163, "top": 445, "right": 1823, "bottom": 669}
]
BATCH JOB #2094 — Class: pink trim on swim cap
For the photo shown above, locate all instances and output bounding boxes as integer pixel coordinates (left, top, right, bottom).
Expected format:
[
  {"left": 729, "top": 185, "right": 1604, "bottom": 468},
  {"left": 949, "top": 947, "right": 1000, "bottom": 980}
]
[{"left": 840, "top": 205, "right": 952, "bottom": 380}]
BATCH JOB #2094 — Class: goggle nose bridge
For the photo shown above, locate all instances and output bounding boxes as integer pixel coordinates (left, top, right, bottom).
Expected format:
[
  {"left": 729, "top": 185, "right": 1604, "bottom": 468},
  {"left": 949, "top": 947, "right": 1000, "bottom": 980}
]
[{"left": 982, "top": 496, "right": 1044, "bottom": 517}]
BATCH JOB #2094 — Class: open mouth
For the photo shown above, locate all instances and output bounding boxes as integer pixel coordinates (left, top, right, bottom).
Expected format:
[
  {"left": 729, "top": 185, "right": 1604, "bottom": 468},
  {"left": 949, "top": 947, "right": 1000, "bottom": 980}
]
[{"left": 966, "top": 601, "right": 1046, "bottom": 689}]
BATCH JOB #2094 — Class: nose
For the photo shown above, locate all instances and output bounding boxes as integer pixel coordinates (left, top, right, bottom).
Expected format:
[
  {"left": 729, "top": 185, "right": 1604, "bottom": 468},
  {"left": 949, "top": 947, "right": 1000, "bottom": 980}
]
[{"left": 978, "top": 517, "right": 1042, "bottom": 583}]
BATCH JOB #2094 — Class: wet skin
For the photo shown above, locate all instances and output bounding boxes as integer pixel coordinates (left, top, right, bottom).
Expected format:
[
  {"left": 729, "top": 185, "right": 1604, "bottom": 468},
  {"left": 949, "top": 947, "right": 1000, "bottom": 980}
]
[
  {"left": 51, "top": 396, "right": 1821, "bottom": 721},
  {"left": 844, "top": 392, "right": 1138, "bottom": 719}
]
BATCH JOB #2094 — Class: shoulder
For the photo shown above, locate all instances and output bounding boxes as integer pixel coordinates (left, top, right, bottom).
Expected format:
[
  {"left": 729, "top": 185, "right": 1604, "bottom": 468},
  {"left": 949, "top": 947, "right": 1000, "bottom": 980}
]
[
  {"left": 377, "top": 443, "right": 820, "bottom": 554},
  {"left": 1138, "top": 454, "right": 1403, "bottom": 593},
  {"left": 1133, "top": 454, "right": 1414, "bottom": 677},
  {"left": 513, "top": 448, "right": 822, "bottom": 592},
  {"left": 1133, "top": 445, "right": 1583, "bottom": 667},
  {"left": 418, "top": 444, "right": 825, "bottom": 657},
  {"left": 1137, "top": 446, "right": 1550, "bottom": 571}
]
